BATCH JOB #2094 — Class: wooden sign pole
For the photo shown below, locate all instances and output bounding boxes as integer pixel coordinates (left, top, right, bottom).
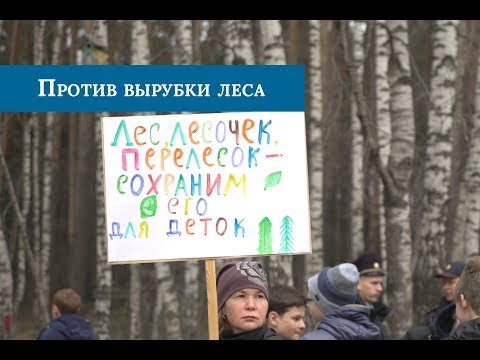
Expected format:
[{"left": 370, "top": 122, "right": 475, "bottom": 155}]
[{"left": 205, "top": 259, "right": 219, "bottom": 340}]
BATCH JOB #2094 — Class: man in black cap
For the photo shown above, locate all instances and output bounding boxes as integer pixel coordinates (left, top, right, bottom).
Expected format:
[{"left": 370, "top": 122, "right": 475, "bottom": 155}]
[
  {"left": 434, "top": 260, "right": 465, "bottom": 306},
  {"left": 425, "top": 260, "right": 465, "bottom": 325},
  {"left": 402, "top": 260, "right": 466, "bottom": 340},
  {"left": 353, "top": 251, "right": 391, "bottom": 339}
]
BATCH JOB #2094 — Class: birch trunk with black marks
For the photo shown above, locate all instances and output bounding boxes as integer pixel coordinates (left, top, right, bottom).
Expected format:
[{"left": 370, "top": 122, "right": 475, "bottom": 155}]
[
  {"left": 258, "top": 20, "right": 293, "bottom": 287},
  {"left": 30, "top": 19, "right": 46, "bottom": 333},
  {"left": 306, "top": 20, "right": 324, "bottom": 278},
  {"left": 172, "top": 19, "right": 198, "bottom": 339},
  {"left": 384, "top": 20, "right": 415, "bottom": 339},
  {"left": 452, "top": 24, "right": 480, "bottom": 259},
  {"left": 349, "top": 21, "right": 366, "bottom": 258},
  {"left": 414, "top": 20, "right": 458, "bottom": 323},
  {"left": 342, "top": 19, "right": 415, "bottom": 338},
  {"left": 224, "top": 20, "right": 255, "bottom": 65},
  {"left": 36, "top": 19, "right": 64, "bottom": 329},
  {"left": 89, "top": 20, "right": 112, "bottom": 340},
  {"left": 0, "top": 213, "right": 13, "bottom": 339},
  {"left": 375, "top": 20, "right": 391, "bottom": 274},
  {"left": 0, "top": 145, "right": 49, "bottom": 330},
  {"left": 128, "top": 19, "right": 150, "bottom": 340}
]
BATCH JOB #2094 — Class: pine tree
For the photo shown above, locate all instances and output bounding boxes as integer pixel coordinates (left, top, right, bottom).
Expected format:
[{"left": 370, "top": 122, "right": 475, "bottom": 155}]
[
  {"left": 279, "top": 216, "right": 294, "bottom": 253},
  {"left": 257, "top": 217, "right": 273, "bottom": 254}
]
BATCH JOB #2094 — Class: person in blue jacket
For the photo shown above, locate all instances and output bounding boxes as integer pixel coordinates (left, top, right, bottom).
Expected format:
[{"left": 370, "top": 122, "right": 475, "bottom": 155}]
[
  {"left": 301, "top": 263, "right": 381, "bottom": 340},
  {"left": 37, "top": 288, "right": 97, "bottom": 340}
]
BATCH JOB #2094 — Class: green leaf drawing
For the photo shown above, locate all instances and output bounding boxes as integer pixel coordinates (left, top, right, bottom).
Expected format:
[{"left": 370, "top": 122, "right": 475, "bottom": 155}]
[
  {"left": 140, "top": 195, "right": 157, "bottom": 218},
  {"left": 264, "top": 171, "right": 282, "bottom": 190},
  {"left": 279, "top": 216, "right": 294, "bottom": 253},
  {"left": 257, "top": 217, "right": 273, "bottom": 255}
]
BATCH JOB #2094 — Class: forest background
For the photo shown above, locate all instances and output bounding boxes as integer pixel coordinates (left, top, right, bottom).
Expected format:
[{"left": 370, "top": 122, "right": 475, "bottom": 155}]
[{"left": 0, "top": 19, "right": 477, "bottom": 340}]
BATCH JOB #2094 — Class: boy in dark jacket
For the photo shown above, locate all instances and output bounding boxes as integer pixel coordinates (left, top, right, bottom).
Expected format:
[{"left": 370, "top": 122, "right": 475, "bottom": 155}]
[{"left": 37, "top": 288, "right": 97, "bottom": 340}]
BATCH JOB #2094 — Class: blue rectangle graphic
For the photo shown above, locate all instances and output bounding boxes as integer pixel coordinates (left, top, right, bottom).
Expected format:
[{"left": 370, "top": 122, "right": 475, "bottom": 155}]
[{"left": 0, "top": 65, "right": 304, "bottom": 112}]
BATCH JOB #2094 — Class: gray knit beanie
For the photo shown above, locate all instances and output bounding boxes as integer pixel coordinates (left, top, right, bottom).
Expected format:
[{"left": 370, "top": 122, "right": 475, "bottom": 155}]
[{"left": 307, "top": 263, "right": 359, "bottom": 314}]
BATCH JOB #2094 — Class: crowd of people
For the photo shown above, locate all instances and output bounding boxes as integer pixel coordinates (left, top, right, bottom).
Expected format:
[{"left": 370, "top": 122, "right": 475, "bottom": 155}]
[
  {"left": 215, "top": 253, "right": 480, "bottom": 340},
  {"left": 36, "top": 253, "right": 480, "bottom": 340}
]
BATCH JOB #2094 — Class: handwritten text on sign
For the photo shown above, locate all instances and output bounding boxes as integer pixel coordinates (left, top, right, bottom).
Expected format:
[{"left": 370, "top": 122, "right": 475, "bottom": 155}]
[{"left": 102, "top": 112, "right": 311, "bottom": 263}]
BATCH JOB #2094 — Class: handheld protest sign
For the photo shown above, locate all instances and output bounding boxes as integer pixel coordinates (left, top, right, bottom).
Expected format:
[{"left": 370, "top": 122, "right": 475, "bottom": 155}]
[{"left": 101, "top": 111, "right": 311, "bottom": 263}]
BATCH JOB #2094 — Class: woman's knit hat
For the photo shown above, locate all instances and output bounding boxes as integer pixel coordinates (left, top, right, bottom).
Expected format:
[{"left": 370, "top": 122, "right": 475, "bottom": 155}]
[{"left": 216, "top": 260, "right": 269, "bottom": 311}]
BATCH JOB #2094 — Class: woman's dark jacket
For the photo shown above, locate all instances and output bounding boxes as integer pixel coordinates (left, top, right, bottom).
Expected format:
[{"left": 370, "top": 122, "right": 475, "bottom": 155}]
[{"left": 220, "top": 323, "right": 283, "bottom": 340}]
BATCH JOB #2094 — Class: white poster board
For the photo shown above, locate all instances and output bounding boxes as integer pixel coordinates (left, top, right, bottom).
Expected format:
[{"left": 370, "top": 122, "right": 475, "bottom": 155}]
[{"left": 102, "top": 112, "right": 311, "bottom": 263}]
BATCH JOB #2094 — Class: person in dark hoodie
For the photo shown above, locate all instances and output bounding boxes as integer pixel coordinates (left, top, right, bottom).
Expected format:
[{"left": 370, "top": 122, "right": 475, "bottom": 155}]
[
  {"left": 402, "top": 301, "right": 456, "bottom": 340},
  {"left": 216, "top": 260, "right": 283, "bottom": 340},
  {"left": 402, "top": 260, "right": 465, "bottom": 340},
  {"left": 447, "top": 256, "right": 480, "bottom": 340},
  {"left": 300, "top": 262, "right": 381, "bottom": 340},
  {"left": 429, "top": 260, "right": 466, "bottom": 321},
  {"left": 37, "top": 288, "right": 97, "bottom": 340}
]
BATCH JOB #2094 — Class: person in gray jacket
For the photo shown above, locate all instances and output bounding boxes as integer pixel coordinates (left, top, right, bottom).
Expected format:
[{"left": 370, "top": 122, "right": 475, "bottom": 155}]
[{"left": 301, "top": 263, "right": 381, "bottom": 340}]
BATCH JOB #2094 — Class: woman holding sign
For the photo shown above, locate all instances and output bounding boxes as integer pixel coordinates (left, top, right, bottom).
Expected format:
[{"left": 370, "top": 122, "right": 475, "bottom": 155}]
[{"left": 216, "top": 260, "right": 283, "bottom": 340}]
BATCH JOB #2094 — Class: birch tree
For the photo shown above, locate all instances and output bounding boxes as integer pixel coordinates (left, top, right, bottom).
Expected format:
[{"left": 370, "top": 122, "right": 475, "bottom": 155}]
[
  {"left": 14, "top": 20, "right": 47, "bottom": 321},
  {"left": 383, "top": 20, "right": 415, "bottom": 338},
  {"left": 216, "top": 20, "right": 255, "bottom": 274},
  {"left": 224, "top": 20, "right": 255, "bottom": 65},
  {"left": 306, "top": 20, "right": 324, "bottom": 278},
  {"left": 30, "top": 19, "right": 46, "bottom": 332},
  {"left": 0, "top": 29, "right": 9, "bottom": 336},
  {"left": 88, "top": 19, "right": 112, "bottom": 340},
  {"left": 172, "top": 19, "right": 199, "bottom": 339},
  {"left": 257, "top": 20, "right": 293, "bottom": 287},
  {"left": 0, "top": 210, "right": 13, "bottom": 339},
  {"left": 414, "top": 20, "right": 459, "bottom": 322},
  {"left": 0, "top": 144, "right": 49, "bottom": 330},
  {"left": 285, "top": 20, "right": 305, "bottom": 290},
  {"left": 35, "top": 19, "right": 64, "bottom": 328},
  {"left": 342, "top": 19, "right": 415, "bottom": 338},
  {"left": 452, "top": 26, "right": 480, "bottom": 259},
  {"left": 16, "top": 113, "right": 30, "bottom": 318},
  {"left": 259, "top": 20, "right": 285, "bottom": 65},
  {"left": 128, "top": 20, "right": 183, "bottom": 340},
  {"left": 128, "top": 19, "right": 149, "bottom": 339},
  {"left": 375, "top": 20, "right": 391, "bottom": 274},
  {"left": 349, "top": 21, "right": 366, "bottom": 257}
]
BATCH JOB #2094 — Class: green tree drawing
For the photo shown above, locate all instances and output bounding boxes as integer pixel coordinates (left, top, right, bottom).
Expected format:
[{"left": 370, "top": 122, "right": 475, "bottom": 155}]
[
  {"left": 279, "top": 215, "right": 294, "bottom": 253},
  {"left": 257, "top": 217, "right": 273, "bottom": 254}
]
